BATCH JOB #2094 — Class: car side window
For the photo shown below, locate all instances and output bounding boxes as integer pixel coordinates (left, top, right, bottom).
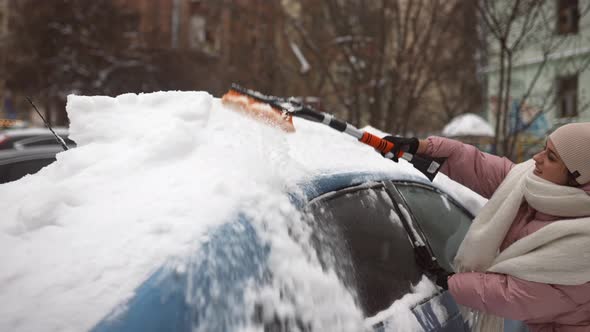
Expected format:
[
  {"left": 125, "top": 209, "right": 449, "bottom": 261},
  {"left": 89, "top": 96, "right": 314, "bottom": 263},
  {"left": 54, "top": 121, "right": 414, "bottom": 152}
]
[
  {"left": 0, "top": 158, "right": 56, "bottom": 183},
  {"left": 307, "top": 185, "right": 422, "bottom": 317},
  {"left": 395, "top": 183, "right": 472, "bottom": 272}
]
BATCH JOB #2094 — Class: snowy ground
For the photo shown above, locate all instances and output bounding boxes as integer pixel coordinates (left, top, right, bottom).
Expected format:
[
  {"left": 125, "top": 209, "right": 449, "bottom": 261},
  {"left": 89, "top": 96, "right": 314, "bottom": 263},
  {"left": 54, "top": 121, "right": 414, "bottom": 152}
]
[{"left": 0, "top": 91, "right": 485, "bottom": 332}]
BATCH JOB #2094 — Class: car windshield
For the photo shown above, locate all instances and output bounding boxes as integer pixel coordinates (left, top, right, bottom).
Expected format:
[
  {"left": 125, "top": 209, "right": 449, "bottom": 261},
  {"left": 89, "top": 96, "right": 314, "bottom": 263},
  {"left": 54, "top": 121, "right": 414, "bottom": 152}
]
[{"left": 306, "top": 184, "right": 423, "bottom": 316}]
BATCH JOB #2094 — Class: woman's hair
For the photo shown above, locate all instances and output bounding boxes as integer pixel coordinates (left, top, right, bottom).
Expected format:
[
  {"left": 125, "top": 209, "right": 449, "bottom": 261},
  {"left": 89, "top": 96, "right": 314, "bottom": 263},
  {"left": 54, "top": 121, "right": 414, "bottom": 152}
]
[{"left": 567, "top": 170, "right": 580, "bottom": 187}]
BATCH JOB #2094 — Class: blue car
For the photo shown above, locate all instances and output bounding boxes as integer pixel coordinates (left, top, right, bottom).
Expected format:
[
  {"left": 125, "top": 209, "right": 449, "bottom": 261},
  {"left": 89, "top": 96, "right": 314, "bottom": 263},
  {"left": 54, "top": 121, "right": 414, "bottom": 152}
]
[{"left": 90, "top": 168, "right": 484, "bottom": 332}]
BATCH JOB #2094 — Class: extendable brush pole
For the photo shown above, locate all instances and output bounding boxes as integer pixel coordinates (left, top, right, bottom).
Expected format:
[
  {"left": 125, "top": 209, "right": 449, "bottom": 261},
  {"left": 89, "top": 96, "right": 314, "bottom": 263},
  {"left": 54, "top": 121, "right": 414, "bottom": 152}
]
[
  {"left": 224, "top": 84, "right": 443, "bottom": 181},
  {"left": 289, "top": 109, "right": 440, "bottom": 177}
]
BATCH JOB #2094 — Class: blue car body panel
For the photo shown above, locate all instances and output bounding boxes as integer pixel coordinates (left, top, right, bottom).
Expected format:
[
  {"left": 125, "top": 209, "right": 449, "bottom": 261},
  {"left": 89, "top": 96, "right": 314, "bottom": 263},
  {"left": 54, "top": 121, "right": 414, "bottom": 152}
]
[
  {"left": 92, "top": 217, "right": 269, "bottom": 332},
  {"left": 92, "top": 171, "right": 467, "bottom": 332}
]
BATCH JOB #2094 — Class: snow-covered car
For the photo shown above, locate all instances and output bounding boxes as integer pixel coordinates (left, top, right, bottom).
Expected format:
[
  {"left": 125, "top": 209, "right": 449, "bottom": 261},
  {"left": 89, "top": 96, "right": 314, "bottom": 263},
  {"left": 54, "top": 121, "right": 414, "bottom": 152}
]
[
  {"left": 1, "top": 91, "right": 497, "bottom": 332},
  {"left": 90, "top": 170, "right": 475, "bottom": 332},
  {"left": 0, "top": 127, "right": 73, "bottom": 150}
]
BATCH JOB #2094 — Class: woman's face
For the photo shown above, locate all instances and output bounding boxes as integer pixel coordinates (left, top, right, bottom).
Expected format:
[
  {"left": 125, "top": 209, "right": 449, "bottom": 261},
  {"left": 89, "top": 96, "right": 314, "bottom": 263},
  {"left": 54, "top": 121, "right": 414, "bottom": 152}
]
[{"left": 532, "top": 139, "right": 570, "bottom": 185}]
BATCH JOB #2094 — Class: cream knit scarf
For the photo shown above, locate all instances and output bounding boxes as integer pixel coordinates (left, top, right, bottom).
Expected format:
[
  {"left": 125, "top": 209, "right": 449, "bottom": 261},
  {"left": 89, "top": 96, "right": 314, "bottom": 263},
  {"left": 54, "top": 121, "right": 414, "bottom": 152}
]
[{"left": 453, "top": 159, "right": 590, "bottom": 331}]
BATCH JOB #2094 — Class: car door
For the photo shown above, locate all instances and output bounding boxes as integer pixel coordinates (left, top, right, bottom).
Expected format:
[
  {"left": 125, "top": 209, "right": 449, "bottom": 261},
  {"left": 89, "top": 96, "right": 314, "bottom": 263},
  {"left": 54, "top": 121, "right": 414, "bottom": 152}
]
[
  {"left": 394, "top": 181, "right": 530, "bottom": 332},
  {"left": 91, "top": 216, "right": 270, "bottom": 332},
  {"left": 392, "top": 181, "right": 473, "bottom": 272},
  {"left": 306, "top": 181, "right": 467, "bottom": 331}
]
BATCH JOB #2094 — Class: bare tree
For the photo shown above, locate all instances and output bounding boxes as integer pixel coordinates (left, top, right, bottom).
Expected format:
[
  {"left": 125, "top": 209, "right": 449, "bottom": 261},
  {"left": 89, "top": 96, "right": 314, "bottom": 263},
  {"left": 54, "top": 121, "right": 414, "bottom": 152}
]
[
  {"left": 2, "top": 0, "right": 138, "bottom": 123},
  {"left": 282, "top": 0, "right": 480, "bottom": 135},
  {"left": 2, "top": 0, "right": 212, "bottom": 125},
  {"left": 196, "top": 0, "right": 288, "bottom": 97},
  {"left": 431, "top": 1, "right": 484, "bottom": 126}
]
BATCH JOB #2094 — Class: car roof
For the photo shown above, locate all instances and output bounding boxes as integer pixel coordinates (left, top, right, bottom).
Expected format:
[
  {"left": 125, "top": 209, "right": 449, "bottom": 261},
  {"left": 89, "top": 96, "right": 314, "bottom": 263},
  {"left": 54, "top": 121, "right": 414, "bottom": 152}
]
[
  {"left": 297, "top": 169, "right": 478, "bottom": 218},
  {"left": 0, "top": 146, "right": 65, "bottom": 165},
  {"left": 299, "top": 170, "right": 431, "bottom": 201}
]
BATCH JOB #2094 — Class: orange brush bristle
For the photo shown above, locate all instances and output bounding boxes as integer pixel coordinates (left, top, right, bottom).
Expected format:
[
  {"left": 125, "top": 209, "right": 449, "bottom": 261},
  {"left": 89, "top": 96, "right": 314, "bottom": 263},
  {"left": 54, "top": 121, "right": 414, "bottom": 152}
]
[{"left": 221, "top": 90, "right": 295, "bottom": 133}]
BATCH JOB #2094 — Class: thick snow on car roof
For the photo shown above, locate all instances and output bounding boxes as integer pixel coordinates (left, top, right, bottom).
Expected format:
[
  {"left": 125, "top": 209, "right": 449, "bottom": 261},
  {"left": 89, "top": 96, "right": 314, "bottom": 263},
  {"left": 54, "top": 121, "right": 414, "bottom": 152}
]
[{"left": 0, "top": 91, "right": 483, "bottom": 331}]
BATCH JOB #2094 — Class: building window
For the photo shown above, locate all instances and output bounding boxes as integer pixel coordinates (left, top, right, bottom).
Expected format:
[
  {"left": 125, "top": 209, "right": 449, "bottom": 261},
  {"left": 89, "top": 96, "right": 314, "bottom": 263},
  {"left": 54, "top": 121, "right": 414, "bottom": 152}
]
[
  {"left": 189, "top": 15, "right": 207, "bottom": 48},
  {"left": 122, "top": 12, "right": 140, "bottom": 37},
  {"left": 0, "top": 12, "right": 4, "bottom": 35},
  {"left": 188, "top": 14, "right": 218, "bottom": 54},
  {"left": 557, "top": 75, "right": 578, "bottom": 118},
  {"left": 557, "top": 0, "right": 579, "bottom": 35}
]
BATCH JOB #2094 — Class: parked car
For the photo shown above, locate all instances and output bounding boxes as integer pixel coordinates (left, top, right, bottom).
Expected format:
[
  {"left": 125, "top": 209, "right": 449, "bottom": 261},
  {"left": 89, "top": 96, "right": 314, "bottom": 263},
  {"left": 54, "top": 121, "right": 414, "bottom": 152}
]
[
  {"left": 90, "top": 169, "right": 478, "bottom": 332},
  {"left": 0, "top": 146, "right": 64, "bottom": 184},
  {"left": 0, "top": 127, "right": 73, "bottom": 150},
  {"left": 0, "top": 118, "right": 28, "bottom": 130}
]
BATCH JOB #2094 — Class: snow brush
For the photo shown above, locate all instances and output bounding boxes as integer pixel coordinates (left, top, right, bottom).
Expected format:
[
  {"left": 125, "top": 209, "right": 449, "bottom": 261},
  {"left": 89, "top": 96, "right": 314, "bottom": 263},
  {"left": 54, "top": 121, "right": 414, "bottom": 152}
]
[{"left": 222, "top": 84, "right": 442, "bottom": 181}]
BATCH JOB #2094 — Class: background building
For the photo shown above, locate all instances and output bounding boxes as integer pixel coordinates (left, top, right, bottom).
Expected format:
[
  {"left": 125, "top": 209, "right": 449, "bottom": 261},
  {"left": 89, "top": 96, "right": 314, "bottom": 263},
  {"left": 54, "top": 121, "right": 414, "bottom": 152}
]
[
  {"left": 117, "top": 0, "right": 220, "bottom": 53},
  {"left": 482, "top": 0, "right": 590, "bottom": 160}
]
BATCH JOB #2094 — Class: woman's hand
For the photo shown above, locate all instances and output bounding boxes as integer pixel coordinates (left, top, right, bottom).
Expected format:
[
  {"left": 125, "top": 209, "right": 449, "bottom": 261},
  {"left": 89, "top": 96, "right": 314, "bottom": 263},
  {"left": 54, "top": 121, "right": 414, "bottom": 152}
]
[{"left": 382, "top": 136, "right": 419, "bottom": 161}]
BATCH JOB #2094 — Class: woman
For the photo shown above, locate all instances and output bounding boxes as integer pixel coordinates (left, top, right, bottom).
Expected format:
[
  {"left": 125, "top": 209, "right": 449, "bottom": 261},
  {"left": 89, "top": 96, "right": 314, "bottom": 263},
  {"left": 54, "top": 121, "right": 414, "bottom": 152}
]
[{"left": 386, "top": 122, "right": 590, "bottom": 331}]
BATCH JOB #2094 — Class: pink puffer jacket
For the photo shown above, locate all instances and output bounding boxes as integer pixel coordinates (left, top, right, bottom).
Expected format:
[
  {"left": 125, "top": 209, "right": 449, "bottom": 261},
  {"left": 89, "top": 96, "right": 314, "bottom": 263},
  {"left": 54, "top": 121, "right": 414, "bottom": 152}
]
[{"left": 424, "top": 136, "right": 590, "bottom": 332}]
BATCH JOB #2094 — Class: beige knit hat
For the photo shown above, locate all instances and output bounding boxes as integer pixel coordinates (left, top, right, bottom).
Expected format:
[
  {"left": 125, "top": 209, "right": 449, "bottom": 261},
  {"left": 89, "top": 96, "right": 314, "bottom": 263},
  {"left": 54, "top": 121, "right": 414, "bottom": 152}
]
[{"left": 549, "top": 122, "right": 590, "bottom": 185}]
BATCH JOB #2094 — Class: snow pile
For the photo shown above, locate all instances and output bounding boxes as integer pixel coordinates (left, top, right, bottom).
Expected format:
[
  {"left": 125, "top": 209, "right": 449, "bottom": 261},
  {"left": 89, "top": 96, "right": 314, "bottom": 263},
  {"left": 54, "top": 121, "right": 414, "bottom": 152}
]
[
  {"left": 442, "top": 113, "right": 494, "bottom": 137},
  {"left": 0, "top": 91, "right": 484, "bottom": 332}
]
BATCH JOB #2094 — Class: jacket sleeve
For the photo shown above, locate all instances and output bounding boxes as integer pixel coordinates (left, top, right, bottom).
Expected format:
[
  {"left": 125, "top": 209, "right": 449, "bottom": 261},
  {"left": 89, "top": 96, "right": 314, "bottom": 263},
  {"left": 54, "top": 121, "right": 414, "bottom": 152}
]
[
  {"left": 448, "top": 272, "right": 579, "bottom": 321},
  {"left": 423, "top": 137, "right": 514, "bottom": 199}
]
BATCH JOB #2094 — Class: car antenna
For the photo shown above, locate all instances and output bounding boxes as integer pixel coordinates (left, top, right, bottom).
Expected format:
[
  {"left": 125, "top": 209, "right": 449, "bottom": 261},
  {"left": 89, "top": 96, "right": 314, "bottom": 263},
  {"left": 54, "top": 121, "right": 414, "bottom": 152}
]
[{"left": 26, "top": 97, "right": 69, "bottom": 151}]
